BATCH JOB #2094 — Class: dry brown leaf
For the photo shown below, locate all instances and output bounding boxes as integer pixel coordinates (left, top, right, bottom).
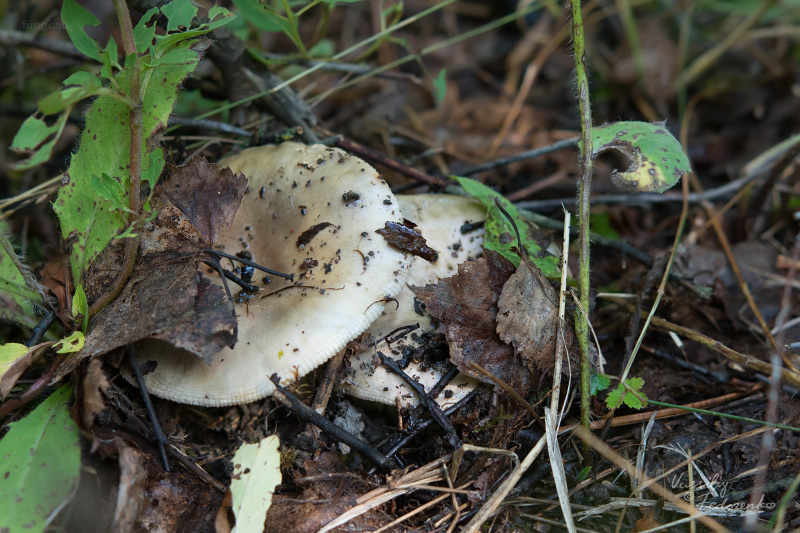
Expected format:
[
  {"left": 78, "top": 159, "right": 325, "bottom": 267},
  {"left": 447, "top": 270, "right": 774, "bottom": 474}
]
[
  {"left": 81, "top": 358, "right": 110, "bottom": 429},
  {"left": 496, "top": 255, "right": 577, "bottom": 375},
  {"left": 411, "top": 249, "right": 533, "bottom": 397},
  {"left": 53, "top": 199, "right": 237, "bottom": 383},
  {"left": 157, "top": 156, "right": 248, "bottom": 245},
  {"left": 111, "top": 438, "right": 147, "bottom": 533}
]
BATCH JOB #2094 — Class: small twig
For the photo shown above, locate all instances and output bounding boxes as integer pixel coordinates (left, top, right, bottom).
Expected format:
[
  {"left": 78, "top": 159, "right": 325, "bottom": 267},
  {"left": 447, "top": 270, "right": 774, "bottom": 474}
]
[
  {"left": 166, "top": 444, "right": 226, "bottom": 493},
  {"left": 0, "top": 29, "right": 85, "bottom": 60},
  {"left": 605, "top": 296, "right": 800, "bottom": 389},
  {"left": 377, "top": 351, "right": 461, "bottom": 450},
  {"left": 460, "top": 137, "right": 579, "bottom": 176},
  {"left": 202, "top": 260, "right": 258, "bottom": 294},
  {"left": 168, "top": 116, "right": 252, "bottom": 137},
  {"left": 378, "top": 390, "right": 477, "bottom": 464},
  {"left": 125, "top": 344, "right": 170, "bottom": 472},
  {"left": 205, "top": 250, "right": 294, "bottom": 281},
  {"left": 25, "top": 310, "right": 56, "bottom": 347},
  {"left": 269, "top": 375, "right": 395, "bottom": 471}
]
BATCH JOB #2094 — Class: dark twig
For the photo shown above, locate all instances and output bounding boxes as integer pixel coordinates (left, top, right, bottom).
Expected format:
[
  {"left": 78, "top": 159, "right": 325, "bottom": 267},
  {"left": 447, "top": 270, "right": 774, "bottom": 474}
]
[
  {"left": 515, "top": 167, "right": 771, "bottom": 211},
  {"left": 427, "top": 365, "right": 460, "bottom": 400},
  {"left": 168, "top": 116, "right": 252, "bottom": 137},
  {"left": 166, "top": 445, "right": 227, "bottom": 493},
  {"left": 315, "top": 127, "right": 449, "bottom": 188},
  {"left": 0, "top": 29, "right": 86, "bottom": 60},
  {"left": 380, "top": 390, "right": 478, "bottom": 461},
  {"left": 25, "top": 310, "right": 56, "bottom": 347},
  {"left": 205, "top": 250, "right": 294, "bottom": 281},
  {"left": 377, "top": 351, "right": 461, "bottom": 450},
  {"left": 202, "top": 260, "right": 258, "bottom": 294},
  {"left": 269, "top": 375, "right": 396, "bottom": 471},
  {"left": 125, "top": 344, "right": 170, "bottom": 472},
  {"left": 459, "top": 137, "right": 579, "bottom": 176}
]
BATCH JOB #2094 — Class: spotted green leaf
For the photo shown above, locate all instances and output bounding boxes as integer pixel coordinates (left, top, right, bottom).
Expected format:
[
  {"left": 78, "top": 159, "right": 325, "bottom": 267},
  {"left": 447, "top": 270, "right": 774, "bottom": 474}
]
[
  {"left": 53, "top": 4, "right": 232, "bottom": 287},
  {"left": 590, "top": 121, "right": 691, "bottom": 193},
  {"left": 62, "top": 0, "right": 102, "bottom": 61},
  {"left": 0, "top": 384, "right": 80, "bottom": 533},
  {"left": 453, "top": 176, "right": 560, "bottom": 276}
]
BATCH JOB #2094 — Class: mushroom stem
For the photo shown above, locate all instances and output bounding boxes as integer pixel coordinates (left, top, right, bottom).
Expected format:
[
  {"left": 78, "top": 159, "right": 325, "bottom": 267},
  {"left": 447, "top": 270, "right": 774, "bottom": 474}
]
[{"left": 205, "top": 249, "right": 294, "bottom": 281}]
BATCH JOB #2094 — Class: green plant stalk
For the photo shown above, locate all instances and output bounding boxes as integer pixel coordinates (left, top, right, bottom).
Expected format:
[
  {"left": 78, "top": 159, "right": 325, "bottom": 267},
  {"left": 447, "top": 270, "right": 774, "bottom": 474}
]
[
  {"left": 569, "top": 0, "right": 594, "bottom": 436},
  {"left": 90, "top": 0, "right": 143, "bottom": 319},
  {"left": 280, "top": 0, "right": 310, "bottom": 57},
  {"left": 646, "top": 399, "right": 800, "bottom": 434}
]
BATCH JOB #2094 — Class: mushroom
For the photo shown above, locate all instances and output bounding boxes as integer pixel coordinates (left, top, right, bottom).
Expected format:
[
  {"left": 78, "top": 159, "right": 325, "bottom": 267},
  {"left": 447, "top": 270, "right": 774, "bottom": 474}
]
[
  {"left": 340, "top": 194, "right": 485, "bottom": 408},
  {"left": 129, "top": 142, "right": 411, "bottom": 406}
]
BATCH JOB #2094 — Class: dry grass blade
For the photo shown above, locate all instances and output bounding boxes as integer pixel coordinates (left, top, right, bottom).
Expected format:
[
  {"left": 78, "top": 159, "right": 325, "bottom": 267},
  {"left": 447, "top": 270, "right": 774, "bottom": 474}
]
[
  {"left": 316, "top": 454, "right": 451, "bottom": 533},
  {"left": 574, "top": 427, "right": 731, "bottom": 532}
]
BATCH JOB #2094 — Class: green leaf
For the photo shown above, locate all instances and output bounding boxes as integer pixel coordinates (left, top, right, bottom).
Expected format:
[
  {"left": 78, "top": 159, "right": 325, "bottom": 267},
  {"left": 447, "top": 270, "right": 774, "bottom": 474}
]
[
  {"left": 605, "top": 377, "right": 648, "bottom": 410},
  {"left": 606, "top": 386, "right": 624, "bottom": 410},
  {"left": 230, "top": 435, "right": 281, "bottom": 533},
  {"left": 133, "top": 8, "right": 160, "bottom": 53},
  {"left": 53, "top": 331, "right": 85, "bottom": 354},
  {"left": 453, "top": 176, "right": 560, "bottom": 276},
  {"left": 590, "top": 373, "right": 610, "bottom": 395},
  {"left": 53, "top": 93, "right": 130, "bottom": 284},
  {"left": 0, "top": 384, "right": 80, "bottom": 533},
  {"left": 320, "top": 0, "right": 366, "bottom": 3},
  {"left": 8, "top": 114, "right": 64, "bottom": 170},
  {"left": 52, "top": 0, "right": 233, "bottom": 288},
  {"left": 100, "top": 36, "right": 120, "bottom": 80},
  {"left": 590, "top": 121, "right": 691, "bottom": 193},
  {"left": 576, "top": 465, "right": 592, "bottom": 482},
  {"left": 433, "top": 68, "right": 447, "bottom": 107},
  {"left": 231, "top": 0, "right": 287, "bottom": 32},
  {"left": 161, "top": 0, "right": 198, "bottom": 33},
  {"left": 0, "top": 222, "right": 45, "bottom": 329},
  {"left": 91, "top": 173, "right": 130, "bottom": 214},
  {"left": 62, "top": 0, "right": 102, "bottom": 61},
  {"left": 0, "top": 343, "right": 31, "bottom": 380},
  {"left": 72, "top": 284, "right": 88, "bottom": 334}
]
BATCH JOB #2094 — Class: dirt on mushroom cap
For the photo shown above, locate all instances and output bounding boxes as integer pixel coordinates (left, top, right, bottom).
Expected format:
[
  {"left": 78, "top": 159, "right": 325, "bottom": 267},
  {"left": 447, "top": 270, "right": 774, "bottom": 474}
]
[
  {"left": 132, "top": 143, "right": 411, "bottom": 406},
  {"left": 340, "top": 194, "right": 486, "bottom": 408}
]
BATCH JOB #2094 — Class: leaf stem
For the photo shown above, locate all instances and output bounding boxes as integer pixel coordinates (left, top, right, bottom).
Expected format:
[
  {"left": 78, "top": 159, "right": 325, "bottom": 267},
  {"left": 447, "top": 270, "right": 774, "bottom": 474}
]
[
  {"left": 90, "top": 0, "right": 143, "bottom": 319},
  {"left": 569, "top": 0, "right": 594, "bottom": 438}
]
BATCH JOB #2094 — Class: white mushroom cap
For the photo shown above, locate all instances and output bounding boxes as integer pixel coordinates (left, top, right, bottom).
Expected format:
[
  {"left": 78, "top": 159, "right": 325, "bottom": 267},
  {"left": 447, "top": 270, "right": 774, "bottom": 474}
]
[
  {"left": 340, "top": 194, "right": 485, "bottom": 408},
  {"left": 132, "top": 143, "right": 411, "bottom": 406}
]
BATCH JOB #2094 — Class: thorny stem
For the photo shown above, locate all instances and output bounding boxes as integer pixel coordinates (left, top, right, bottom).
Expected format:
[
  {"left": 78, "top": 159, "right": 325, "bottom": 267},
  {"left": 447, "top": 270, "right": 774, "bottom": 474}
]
[
  {"left": 569, "top": 0, "right": 594, "bottom": 440},
  {"left": 89, "top": 0, "right": 142, "bottom": 319}
]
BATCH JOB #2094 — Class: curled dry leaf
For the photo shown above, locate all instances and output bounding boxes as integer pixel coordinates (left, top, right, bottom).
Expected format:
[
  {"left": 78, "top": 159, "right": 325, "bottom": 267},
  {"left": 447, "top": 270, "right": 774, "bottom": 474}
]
[
  {"left": 157, "top": 156, "right": 248, "bottom": 245},
  {"left": 496, "top": 256, "right": 578, "bottom": 375},
  {"left": 53, "top": 197, "right": 238, "bottom": 383},
  {"left": 80, "top": 357, "right": 110, "bottom": 429},
  {"left": 111, "top": 437, "right": 147, "bottom": 533},
  {"left": 411, "top": 249, "right": 533, "bottom": 397}
]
